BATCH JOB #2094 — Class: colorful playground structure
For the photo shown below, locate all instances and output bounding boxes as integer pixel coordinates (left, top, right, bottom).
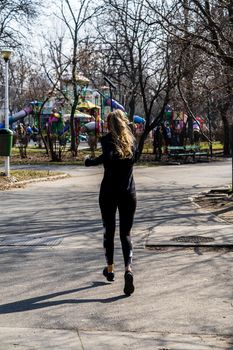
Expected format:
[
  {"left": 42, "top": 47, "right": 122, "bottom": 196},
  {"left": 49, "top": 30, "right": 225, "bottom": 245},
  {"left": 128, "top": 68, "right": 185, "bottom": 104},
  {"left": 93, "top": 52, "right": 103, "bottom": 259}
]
[
  {"left": 0, "top": 84, "right": 210, "bottom": 157},
  {"left": 151, "top": 106, "right": 211, "bottom": 161},
  {"left": 0, "top": 105, "right": 34, "bottom": 129},
  {"left": 161, "top": 107, "right": 209, "bottom": 145}
]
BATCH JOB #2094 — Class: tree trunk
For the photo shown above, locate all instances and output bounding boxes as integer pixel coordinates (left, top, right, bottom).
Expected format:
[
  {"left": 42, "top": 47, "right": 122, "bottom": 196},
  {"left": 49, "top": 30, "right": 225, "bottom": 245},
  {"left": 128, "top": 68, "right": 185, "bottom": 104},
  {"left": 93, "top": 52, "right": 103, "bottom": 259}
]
[
  {"left": 128, "top": 94, "right": 135, "bottom": 123},
  {"left": 138, "top": 128, "right": 150, "bottom": 158},
  {"left": 70, "top": 113, "right": 77, "bottom": 157},
  {"left": 222, "top": 113, "right": 231, "bottom": 156},
  {"left": 70, "top": 96, "right": 79, "bottom": 157}
]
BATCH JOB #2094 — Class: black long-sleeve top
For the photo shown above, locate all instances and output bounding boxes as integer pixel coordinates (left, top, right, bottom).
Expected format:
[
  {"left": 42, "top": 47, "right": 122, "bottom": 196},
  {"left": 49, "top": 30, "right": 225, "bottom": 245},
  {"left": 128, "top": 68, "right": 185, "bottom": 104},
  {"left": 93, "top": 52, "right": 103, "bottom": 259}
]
[{"left": 85, "top": 133, "right": 137, "bottom": 194}]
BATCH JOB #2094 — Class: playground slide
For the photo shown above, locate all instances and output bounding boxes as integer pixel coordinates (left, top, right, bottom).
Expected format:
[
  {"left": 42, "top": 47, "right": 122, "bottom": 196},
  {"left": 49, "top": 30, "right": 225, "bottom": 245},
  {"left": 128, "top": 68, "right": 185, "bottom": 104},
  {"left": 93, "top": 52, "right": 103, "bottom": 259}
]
[
  {"left": 104, "top": 97, "right": 125, "bottom": 112},
  {"left": 134, "top": 115, "right": 145, "bottom": 124},
  {"left": 0, "top": 105, "right": 33, "bottom": 128},
  {"left": 84, "top": 121, "right": 96, "bottom": 131},
  {"left": 104, "top": 99, "right": 144, "bottom": 123},
  {"left": 9, "top": 106, "right": 33, "bottom": 124}
]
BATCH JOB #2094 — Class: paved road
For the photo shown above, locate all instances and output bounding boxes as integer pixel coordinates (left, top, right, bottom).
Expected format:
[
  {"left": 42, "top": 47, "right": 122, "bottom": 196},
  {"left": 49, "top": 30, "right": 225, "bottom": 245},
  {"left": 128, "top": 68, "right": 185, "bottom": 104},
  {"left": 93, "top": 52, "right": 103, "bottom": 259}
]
[{"left": 0, "top": 159, "right": 232, "bottom": 349}]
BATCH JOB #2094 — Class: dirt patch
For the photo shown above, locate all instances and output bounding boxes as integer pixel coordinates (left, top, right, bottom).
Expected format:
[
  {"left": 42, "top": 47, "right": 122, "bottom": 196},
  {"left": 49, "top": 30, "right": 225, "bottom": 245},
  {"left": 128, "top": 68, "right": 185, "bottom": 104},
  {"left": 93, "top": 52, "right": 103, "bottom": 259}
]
[{"left": 194, "top": 189, "right": 233, "bottom": 224}]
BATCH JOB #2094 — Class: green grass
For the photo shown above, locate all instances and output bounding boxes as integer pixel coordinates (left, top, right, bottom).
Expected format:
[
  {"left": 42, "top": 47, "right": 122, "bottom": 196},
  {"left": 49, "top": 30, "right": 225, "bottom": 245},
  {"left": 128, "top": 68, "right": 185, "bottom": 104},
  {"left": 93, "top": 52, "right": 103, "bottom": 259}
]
[{"left": 200, "top": 141, "right": 223, "bottom": 150}]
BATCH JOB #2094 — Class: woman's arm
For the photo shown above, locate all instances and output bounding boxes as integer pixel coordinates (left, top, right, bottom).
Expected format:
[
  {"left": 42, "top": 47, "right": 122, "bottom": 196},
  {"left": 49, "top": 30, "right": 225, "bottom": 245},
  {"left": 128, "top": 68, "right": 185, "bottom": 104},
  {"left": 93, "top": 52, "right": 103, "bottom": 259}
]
[
  {"left": 84, "top": 134, "right": 112, "bottom": 167},
  {"left": 85, "top": 154, "right": 104, "bottom": 166}
]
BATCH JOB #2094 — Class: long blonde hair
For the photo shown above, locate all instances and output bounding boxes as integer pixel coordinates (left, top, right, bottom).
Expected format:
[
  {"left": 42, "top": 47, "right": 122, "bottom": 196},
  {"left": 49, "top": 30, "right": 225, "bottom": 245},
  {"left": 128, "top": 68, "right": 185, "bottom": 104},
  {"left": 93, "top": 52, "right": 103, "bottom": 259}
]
[{"left": 107, "top": 109, "right": 135, "bottom": 158}]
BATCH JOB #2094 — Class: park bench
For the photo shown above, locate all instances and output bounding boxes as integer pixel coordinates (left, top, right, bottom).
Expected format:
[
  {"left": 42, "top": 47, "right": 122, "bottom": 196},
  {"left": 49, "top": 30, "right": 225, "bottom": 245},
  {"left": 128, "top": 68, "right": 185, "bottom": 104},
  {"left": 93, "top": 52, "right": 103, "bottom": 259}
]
[
  {"left": 185, "top": 145, "right": 209, "bottom": 159},
  {"left": 168, "top": 145, "right": 209, "bottom": 162},
  {"left": 168, "top": 146, "right": 195, "bottom": 162}
]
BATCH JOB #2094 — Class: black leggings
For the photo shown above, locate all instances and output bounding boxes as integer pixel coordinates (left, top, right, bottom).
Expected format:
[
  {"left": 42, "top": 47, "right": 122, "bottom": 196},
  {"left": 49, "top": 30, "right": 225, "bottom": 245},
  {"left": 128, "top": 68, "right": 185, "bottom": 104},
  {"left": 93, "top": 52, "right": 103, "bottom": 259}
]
[{"left": 99, "top": 190, "right": 136, "bottom": 267}]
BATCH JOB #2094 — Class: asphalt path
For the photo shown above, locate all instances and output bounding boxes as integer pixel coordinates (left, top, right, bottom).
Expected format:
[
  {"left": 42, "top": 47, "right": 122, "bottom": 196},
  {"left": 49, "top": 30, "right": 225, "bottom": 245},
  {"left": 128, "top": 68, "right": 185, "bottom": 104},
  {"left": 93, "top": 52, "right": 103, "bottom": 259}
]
[{"left": 0, "top": 159, "right": 232, "bottom": 349}]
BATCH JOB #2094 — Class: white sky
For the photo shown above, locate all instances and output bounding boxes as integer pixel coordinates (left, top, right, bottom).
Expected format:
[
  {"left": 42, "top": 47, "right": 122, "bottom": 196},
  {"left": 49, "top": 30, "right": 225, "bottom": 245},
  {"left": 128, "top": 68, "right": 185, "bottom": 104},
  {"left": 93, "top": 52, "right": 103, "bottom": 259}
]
[{"left": 28, "top": 0, "right": 97, "bottom": 52}]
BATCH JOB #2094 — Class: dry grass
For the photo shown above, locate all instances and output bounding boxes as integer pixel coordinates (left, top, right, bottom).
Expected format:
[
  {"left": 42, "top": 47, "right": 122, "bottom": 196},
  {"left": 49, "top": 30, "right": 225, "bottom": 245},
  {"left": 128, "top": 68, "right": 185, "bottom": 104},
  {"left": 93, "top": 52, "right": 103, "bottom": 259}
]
[
  {"left": 0, "top": 147, "right": 94, "bottom": 192},
  {"left": 0, "top": 146, "right": 87, "bottom": 191},
  {"left": 2, "top": 146, "right": 88, "bottom": 165},
  {"left": 0, "top": 169, "right": 64, "bottom": 191},
  {"left": 194, "top": 190, "right": 233, "bottom": 224}
]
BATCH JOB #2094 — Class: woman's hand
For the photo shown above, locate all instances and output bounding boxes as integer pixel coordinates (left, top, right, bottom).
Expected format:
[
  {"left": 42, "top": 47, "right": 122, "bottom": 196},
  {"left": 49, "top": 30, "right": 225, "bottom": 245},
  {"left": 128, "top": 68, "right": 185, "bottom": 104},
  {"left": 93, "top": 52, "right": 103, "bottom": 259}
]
[{"left": 84, "top": 155, "right": 91, "bottom": 167}]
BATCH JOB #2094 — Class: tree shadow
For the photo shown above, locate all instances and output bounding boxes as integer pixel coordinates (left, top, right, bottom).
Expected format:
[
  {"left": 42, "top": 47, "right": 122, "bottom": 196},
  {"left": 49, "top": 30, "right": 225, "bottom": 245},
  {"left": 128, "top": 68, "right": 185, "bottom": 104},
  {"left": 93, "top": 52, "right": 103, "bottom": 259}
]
[{"left": 0, "top": 281, "right": 126, "bottom": 314}]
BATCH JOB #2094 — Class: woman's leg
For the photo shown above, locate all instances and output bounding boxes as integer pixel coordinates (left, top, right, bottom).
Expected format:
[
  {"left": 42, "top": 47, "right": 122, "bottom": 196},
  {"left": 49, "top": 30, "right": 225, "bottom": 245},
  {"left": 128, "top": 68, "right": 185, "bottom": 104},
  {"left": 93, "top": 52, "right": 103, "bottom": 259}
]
[
  {"left": 118, "top": 191, "right": 137, "bottom": 270},
  {"left": 99, "top": 192, "right": 117, "bottom": 268}
]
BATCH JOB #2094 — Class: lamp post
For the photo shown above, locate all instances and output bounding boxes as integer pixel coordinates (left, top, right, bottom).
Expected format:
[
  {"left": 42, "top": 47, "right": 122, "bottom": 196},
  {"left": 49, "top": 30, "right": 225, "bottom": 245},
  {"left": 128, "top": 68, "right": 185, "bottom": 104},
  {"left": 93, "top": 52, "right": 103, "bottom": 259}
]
[
  {"left": 231, "top": 123, "right": 233, "bottom": 193},
  {"left": 104, "top": 76, "right": 117, "bottom": 112},
  {"left": 1, "top": 48, "right": 13, "bottom": 176},
  {"left": 207, "top": 94, "right": 213, "bottom": 158},
  {"left": 74, "top": 74, "right": 89, "bottom": 151}
]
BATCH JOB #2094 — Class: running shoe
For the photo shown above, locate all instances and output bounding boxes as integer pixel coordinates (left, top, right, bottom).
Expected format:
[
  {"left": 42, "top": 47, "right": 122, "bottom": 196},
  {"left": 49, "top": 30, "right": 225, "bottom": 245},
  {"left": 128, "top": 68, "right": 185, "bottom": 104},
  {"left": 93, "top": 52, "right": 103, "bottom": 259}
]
[
  {"left": 124, "top": 271, "right": 134, "bottom": 296},
  {"left": 103, "top": 267, "right": 115, "bottom": 282}
]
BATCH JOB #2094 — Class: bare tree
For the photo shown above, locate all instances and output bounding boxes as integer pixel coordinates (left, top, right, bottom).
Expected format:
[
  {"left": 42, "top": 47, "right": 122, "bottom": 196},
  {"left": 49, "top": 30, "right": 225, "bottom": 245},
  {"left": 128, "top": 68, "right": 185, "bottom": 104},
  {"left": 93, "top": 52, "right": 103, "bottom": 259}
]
[
  {"left": 0, "top": 0, "right": 43, "bottom": 48},
  {"left": 146, "top": 0, "right": 233, "bottom": 67},
  {"left": 146, "top": 0, "right": 233, "bottom": 153},
  {"left": 54, "top": 0, "right": 103, "bottom": 156},
  {"left": 96, "top": 0, "right": 176, "bottom": 155},
  {"left": 8, "top": 53, "right": 51, "bottom": 112}
]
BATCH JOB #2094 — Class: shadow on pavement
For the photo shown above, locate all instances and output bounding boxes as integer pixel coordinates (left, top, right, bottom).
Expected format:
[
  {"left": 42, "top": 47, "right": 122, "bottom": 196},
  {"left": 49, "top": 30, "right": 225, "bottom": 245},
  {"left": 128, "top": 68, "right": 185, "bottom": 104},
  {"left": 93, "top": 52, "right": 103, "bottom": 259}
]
[{"left": 0, "top": 281, "right": 126, "bottom": 314}]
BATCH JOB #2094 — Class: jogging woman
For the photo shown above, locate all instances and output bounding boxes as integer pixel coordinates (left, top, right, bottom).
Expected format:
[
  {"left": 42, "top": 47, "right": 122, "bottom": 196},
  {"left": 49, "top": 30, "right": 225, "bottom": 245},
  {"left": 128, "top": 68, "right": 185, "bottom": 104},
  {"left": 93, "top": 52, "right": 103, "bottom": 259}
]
[{"left": 85, "top": 109, "right": 137, "bottom": 296}]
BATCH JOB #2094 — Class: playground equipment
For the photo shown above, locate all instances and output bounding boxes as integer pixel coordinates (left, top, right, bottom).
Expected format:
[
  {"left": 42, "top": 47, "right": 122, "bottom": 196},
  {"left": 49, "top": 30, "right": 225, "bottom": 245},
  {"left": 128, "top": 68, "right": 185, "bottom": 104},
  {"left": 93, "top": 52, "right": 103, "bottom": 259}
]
[
  {"left": 0, "top": 105, "right": 34, "bottom": 128},
  {"left": 0, "top": 90, "right": 146, "bottom": 144},
  {"left": 77, "top": 101, "right": 100, "bottom": 110},
  {"left": 9, "top": 105, "right": 33, "bottom": 124},
  {"left": 83, "top": 121, "right": 96, "bottom": 131},
  {"left": 161, "top": 106, "right": 210, "bottom": 145},
  {"left": 48, "top": 108, "right": 65, "bottom": 135},
  {"left": 104, "top": 97, "right": 125, "bottom": 112},
  {"left": 151, "top": 105, "right": 213, "bottom": 162},
  {"left": 134, "top": 115, "right": 145, "bottom": 124}
]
